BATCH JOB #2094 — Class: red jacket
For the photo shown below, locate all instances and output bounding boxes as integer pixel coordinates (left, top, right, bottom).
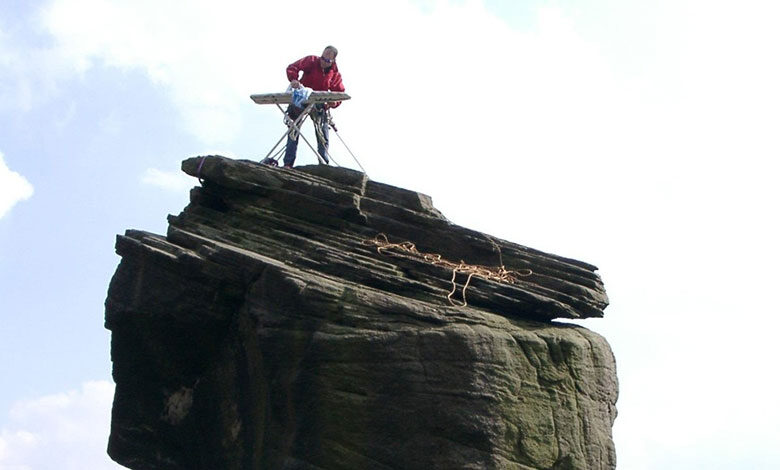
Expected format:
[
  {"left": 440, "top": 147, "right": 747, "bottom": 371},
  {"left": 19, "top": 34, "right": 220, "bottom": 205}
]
[{"left": 286, "top": 55, "right": 345, "bottom": 108}]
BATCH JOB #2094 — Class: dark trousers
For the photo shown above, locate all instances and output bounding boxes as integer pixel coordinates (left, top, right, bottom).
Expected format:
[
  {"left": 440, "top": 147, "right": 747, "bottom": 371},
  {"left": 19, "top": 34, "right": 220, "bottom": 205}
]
[{"left": 284, "top": 107, "right": 330, "bottom": 166}]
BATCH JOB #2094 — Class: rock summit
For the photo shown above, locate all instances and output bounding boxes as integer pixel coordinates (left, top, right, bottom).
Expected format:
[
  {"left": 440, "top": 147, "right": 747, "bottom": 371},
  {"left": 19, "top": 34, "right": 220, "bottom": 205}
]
[{"left": 105, "top": 156, "right": 617, "bottom": 469}]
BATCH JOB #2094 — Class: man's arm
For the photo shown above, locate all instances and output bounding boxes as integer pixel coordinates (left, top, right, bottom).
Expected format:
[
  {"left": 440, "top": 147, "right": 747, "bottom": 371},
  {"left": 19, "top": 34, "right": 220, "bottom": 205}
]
[
  {"left": 327, "top": 72, "right": 345, "bottom": 108},
  {"left": 286, "top": 56, "right": 317, "bottom": 88}
]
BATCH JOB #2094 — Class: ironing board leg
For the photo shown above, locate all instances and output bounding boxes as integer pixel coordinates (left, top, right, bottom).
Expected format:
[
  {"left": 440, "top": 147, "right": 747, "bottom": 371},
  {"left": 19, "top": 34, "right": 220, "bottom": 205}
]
[{"left": 263, "top": 103, "right": 315, "bottom": 161}]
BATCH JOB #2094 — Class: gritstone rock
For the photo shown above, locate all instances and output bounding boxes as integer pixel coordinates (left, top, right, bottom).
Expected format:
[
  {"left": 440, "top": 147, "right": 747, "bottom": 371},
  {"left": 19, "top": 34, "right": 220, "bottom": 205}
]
[{"left": 104, "top": 156, "right": 618, "bottom": 470}]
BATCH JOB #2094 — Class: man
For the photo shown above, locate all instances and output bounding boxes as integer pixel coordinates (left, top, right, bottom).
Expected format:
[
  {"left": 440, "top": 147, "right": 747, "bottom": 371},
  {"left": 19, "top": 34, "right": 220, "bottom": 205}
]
[{"left": 284, "top": 45, "right": 345, "bottom": 168}]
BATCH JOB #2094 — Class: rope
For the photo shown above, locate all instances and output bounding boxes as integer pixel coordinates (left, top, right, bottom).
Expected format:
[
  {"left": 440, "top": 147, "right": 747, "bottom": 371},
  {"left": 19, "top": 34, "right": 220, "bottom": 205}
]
[
  {"left": 486, "top": 234, "right": 504, "bottom": 267},
  {"left": 196, "top": 156, "right": 207, "bottom": 184},
  {"left": 364, "top": 234, "right": 532, "bottom": 307},
  {"left": 329, "top": 115, "right": 368, "bottom": 176}
]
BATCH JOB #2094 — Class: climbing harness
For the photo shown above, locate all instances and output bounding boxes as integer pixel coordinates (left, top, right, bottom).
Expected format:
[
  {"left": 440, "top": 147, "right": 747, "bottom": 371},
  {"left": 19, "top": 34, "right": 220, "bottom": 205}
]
[
  {"left": 364, "top": 234, "right": 532, "bottom": 307},
  {"left": 311, "top": 106, "right": 336, "bottom": 165}
]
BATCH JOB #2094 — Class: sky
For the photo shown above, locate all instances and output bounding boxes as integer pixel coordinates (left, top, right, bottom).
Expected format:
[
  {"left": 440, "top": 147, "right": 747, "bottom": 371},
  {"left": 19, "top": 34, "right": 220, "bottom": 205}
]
[{"left": 1, "top": 0, "right": 779, "bottom": 468}]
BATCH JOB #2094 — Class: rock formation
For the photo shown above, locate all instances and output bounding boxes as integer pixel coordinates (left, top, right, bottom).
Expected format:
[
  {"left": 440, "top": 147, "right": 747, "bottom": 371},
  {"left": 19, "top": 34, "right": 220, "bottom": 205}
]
[{"left": 105, "top": 156, "right": 618, "bottom": 470}]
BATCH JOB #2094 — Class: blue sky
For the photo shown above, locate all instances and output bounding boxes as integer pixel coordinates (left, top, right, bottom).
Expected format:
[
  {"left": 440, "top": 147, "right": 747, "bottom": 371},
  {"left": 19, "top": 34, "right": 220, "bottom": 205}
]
[{"left": 2, "top": 1, "right": 779, "bottom": 468}]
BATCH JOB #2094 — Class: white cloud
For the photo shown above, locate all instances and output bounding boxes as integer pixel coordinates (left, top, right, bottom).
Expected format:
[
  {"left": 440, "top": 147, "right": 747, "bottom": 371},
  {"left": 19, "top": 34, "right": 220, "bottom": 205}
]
[
  {"left": 141, "top": 167, "right": 195, "bottom": 192},
  {"left": 39, "top": 0, "right": 293, "bottom": 144},
  {"left": 0, "top": 21, "right": 75, "bottom": 113},
  {"left": 0, "top": 381, "right": 125, "bottom": 470},
  {"left": 0, "top": 151, "right": 34, "bottom": 219}
]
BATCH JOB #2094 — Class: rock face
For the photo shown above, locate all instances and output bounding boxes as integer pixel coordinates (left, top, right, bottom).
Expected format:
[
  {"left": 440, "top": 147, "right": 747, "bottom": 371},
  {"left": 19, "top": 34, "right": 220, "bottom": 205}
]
[{"left": 105, "top": 156, "right": 618, "bottom": 470}]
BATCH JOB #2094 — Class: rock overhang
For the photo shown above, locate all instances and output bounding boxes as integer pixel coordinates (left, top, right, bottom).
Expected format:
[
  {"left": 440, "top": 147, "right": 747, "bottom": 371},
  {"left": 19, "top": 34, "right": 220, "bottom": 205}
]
[{"left": 170, "top": 155, "right": 608, "bottom": 322}]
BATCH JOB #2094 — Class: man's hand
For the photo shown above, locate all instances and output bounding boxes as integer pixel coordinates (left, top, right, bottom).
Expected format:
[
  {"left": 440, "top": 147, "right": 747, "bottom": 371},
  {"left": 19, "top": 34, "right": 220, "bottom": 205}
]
[{"left": 290, "top": 80, "right": 302, "bottom": 89}]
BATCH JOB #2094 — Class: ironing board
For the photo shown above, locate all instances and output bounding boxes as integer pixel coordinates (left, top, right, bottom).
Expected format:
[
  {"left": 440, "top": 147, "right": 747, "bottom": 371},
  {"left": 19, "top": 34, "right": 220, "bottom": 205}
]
[{"left": 250, "top": 91, "right": 351, "bottom": 164}]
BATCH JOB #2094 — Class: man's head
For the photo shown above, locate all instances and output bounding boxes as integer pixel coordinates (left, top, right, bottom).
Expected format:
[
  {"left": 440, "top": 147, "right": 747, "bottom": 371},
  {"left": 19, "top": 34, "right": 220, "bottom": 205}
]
[{"left": 320, "top": 45, "right": 338, "bottom": 68}]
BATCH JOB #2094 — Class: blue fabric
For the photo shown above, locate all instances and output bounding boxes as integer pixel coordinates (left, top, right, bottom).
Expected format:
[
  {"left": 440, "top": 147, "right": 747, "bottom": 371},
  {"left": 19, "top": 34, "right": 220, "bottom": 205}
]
[{"left": 291, "top": 87, "right": 312, "bottom": 107}]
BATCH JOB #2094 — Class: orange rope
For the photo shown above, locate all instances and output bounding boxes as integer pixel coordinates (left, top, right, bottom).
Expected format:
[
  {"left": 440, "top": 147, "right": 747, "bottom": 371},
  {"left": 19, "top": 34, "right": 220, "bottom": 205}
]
[{"left": 364, "top": 234, "right": 532, "bottom": 307}]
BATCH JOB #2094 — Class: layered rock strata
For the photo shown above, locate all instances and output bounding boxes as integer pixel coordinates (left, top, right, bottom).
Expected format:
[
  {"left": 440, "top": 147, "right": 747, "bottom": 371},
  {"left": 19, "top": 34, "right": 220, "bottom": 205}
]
[{"left": 105, "top": 156, "right": 617, "bottom": 470}]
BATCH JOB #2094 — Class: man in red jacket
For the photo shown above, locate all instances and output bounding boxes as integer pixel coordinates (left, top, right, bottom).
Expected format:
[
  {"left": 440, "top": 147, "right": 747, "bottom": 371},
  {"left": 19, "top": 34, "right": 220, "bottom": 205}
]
[{"left": 284, "top": 45, "right": 345, "bottom": 167}]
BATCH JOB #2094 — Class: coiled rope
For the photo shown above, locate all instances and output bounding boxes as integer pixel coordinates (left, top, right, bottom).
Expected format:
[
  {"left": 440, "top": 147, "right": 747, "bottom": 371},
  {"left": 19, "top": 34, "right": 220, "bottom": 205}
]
[{"left": 364, "top": 234, "right": 532, "bottom": 307}]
